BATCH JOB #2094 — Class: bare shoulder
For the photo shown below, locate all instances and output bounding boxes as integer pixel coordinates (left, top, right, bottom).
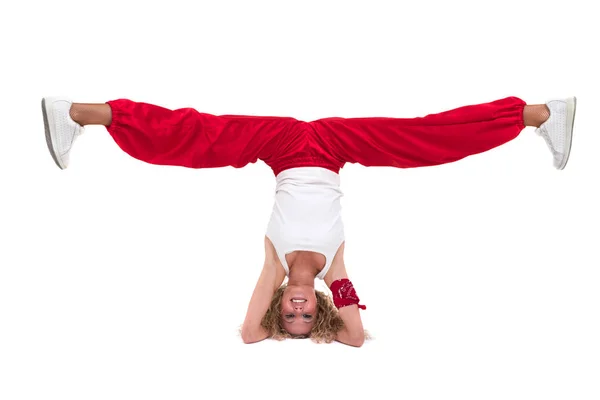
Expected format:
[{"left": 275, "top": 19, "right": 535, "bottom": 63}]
[{"left": 324, "top": 242, "right": 348, "bottom": 287}]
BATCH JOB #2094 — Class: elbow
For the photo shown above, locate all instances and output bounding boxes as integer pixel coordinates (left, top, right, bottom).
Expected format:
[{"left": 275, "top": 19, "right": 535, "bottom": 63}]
[
  {"left": 242, "top": 336, "right": 255, "bottom": 344},
  {"left": 241, "top": 330, "right": 255, "bottom": 344},
  {"left": 241, "top": 328, "right": 265, "bottom": 344},
  {"left": 350, "top": 335, "right": 365, "bottom": 347},
  {"left": 339, "top": 332, "right": 365, "bottom": 348}
]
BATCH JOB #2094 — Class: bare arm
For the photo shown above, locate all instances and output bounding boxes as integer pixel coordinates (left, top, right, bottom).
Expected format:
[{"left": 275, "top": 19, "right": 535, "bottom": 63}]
[
  {"left": 241, "top": 237, "right": 286, "bottom": 344},
  {"left": 324, "top": 243, "right": 365, "bottom": 347},
  {"left": 335, "top": 305, "right": 365, "bottom": 347}
]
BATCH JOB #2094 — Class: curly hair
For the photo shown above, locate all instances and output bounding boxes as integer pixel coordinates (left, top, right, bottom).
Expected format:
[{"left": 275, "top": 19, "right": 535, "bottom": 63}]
[{"left": 261, "top": 284, "right": 344, "bottom": 343}]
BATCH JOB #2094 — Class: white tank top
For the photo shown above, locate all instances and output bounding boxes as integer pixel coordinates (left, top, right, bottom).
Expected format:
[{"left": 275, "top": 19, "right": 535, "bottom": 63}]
[{"left": 266, "top": 167, "right": 345, "bottom": 280}]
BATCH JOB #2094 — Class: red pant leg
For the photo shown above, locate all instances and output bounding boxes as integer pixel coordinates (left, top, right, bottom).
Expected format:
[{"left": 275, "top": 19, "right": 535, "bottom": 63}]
[
  {"left": 308, "top": 96, "right": 526, "bottom": 168},
  {"left": 105, "top": 99, "right": 305, "bottom": 174}
]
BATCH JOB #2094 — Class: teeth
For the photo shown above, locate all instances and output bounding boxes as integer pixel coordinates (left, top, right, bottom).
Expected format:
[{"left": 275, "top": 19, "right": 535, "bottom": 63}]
[{"left": 291, "top": 299, "right": 306, "bottom": 303}]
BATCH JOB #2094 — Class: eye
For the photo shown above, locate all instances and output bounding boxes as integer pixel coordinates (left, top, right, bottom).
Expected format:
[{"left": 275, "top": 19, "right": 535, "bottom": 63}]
[
  {"left": 285, "top": 314, "right": 295, "bottom": 319},
  {"left": 302, "top": 314, "right": 313, "bottom": 320}
]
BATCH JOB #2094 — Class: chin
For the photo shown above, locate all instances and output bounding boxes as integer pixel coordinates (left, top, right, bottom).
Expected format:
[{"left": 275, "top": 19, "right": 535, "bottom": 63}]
[{"left": 284, "top": 285, "right": 315, "bottom": 298}]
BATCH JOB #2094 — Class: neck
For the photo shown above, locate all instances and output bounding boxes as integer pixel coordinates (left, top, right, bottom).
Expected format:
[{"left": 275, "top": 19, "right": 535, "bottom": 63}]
[{"left": 288, "top": 260, "right": 318, "bottom": 287}]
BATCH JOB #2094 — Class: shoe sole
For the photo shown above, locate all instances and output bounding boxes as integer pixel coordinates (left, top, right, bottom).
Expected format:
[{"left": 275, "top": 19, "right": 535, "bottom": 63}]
[
  {"left": 558, "top": 96, "right": 577, "bottom": 170},
  {"left": 42, "top": 98, "right": 65, "bottom": 170}
]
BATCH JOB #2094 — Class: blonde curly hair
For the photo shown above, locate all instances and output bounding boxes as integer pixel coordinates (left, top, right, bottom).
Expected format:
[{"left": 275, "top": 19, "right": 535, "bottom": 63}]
[{"left": 261, "top": 284, "right": 344, "bottom": 343}]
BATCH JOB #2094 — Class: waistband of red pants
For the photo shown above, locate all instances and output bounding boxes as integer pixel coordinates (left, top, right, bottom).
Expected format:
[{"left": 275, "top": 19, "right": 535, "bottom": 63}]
[{"left": 270, "top": 156, "right": 342, "bottom": 176}]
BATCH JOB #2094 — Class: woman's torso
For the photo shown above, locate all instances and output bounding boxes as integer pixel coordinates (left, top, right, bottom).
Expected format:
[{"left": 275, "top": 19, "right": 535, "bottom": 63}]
[{"left": 265, "top": 167, "right": 345, "bottom": 279}]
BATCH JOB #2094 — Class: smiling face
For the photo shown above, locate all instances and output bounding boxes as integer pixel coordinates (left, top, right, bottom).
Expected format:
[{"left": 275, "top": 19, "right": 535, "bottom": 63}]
[{"left": 280, "top": 284, "right": 318, "bottom": 336}]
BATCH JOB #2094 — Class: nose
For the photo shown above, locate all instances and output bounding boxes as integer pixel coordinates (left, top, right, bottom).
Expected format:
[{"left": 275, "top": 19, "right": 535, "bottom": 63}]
[{"left": 293, "top": 303, "right": 304, "bottom": 311}]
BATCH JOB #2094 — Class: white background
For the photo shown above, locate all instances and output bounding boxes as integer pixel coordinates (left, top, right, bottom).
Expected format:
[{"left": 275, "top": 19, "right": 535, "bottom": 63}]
[{"left": 1, "top": 0, "right": 598, "bottom": 399}]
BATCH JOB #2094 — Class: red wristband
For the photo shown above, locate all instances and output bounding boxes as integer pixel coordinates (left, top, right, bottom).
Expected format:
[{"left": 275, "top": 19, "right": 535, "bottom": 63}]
[{"left": 330, "top": 278, "right": 366, "bottom": 310}]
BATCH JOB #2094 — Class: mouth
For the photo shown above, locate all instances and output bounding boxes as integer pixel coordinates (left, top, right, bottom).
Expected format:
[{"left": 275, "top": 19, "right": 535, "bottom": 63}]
[{"left": 291, "top": 298, "right": 307, "bottom": 303}]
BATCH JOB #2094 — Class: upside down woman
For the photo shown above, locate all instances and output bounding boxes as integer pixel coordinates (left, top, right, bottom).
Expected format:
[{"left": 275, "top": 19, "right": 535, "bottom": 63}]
[{"left": 41, "top": 94, "right": 577, "bottom": 346}]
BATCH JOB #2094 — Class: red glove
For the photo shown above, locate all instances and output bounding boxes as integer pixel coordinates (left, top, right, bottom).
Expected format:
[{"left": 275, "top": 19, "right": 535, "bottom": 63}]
[{"left": 330, "top": 278, "right": 366, "bottom": 310}]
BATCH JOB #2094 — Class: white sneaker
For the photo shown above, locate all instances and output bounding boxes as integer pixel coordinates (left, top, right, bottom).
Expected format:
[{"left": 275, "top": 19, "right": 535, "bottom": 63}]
[
  {"left": 535, "top": 97, "right": 577, "bottom": 170},
  {"left": 42, "top": 97, "right": 84, "bottom": 169}
]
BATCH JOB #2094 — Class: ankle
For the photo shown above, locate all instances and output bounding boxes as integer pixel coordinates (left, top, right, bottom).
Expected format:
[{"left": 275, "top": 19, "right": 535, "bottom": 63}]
[
  {"left": 69, "top": 103, "right": 112, "bottom": 126},
  {"left": 523, "top": 104, "right": 550, "bottom": 128},
  {"left": 69, "top": 104, "right": 83, "bottom": 125}
]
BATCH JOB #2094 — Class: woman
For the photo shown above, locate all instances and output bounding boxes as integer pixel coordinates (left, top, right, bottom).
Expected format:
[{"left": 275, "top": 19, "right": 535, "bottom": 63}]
[{"left": 41, "top": 95, "right": 577, "bottom": 347}]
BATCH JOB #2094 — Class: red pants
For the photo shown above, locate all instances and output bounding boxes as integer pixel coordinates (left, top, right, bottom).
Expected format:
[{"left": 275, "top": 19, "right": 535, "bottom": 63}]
[{"left": 105, "top": 96, "right": 526, "bottom": 176}]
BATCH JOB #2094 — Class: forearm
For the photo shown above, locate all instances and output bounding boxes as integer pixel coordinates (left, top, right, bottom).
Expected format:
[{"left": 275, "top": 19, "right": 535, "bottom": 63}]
[
  {"left": 241, "top": 263, "right": 282, "bottom": 343},
  {"left": 335, "top": 305, "right": 365, "bottom": 347},
  {"left": 326, "top": 265, "right": 366, "bottom": 347}
]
